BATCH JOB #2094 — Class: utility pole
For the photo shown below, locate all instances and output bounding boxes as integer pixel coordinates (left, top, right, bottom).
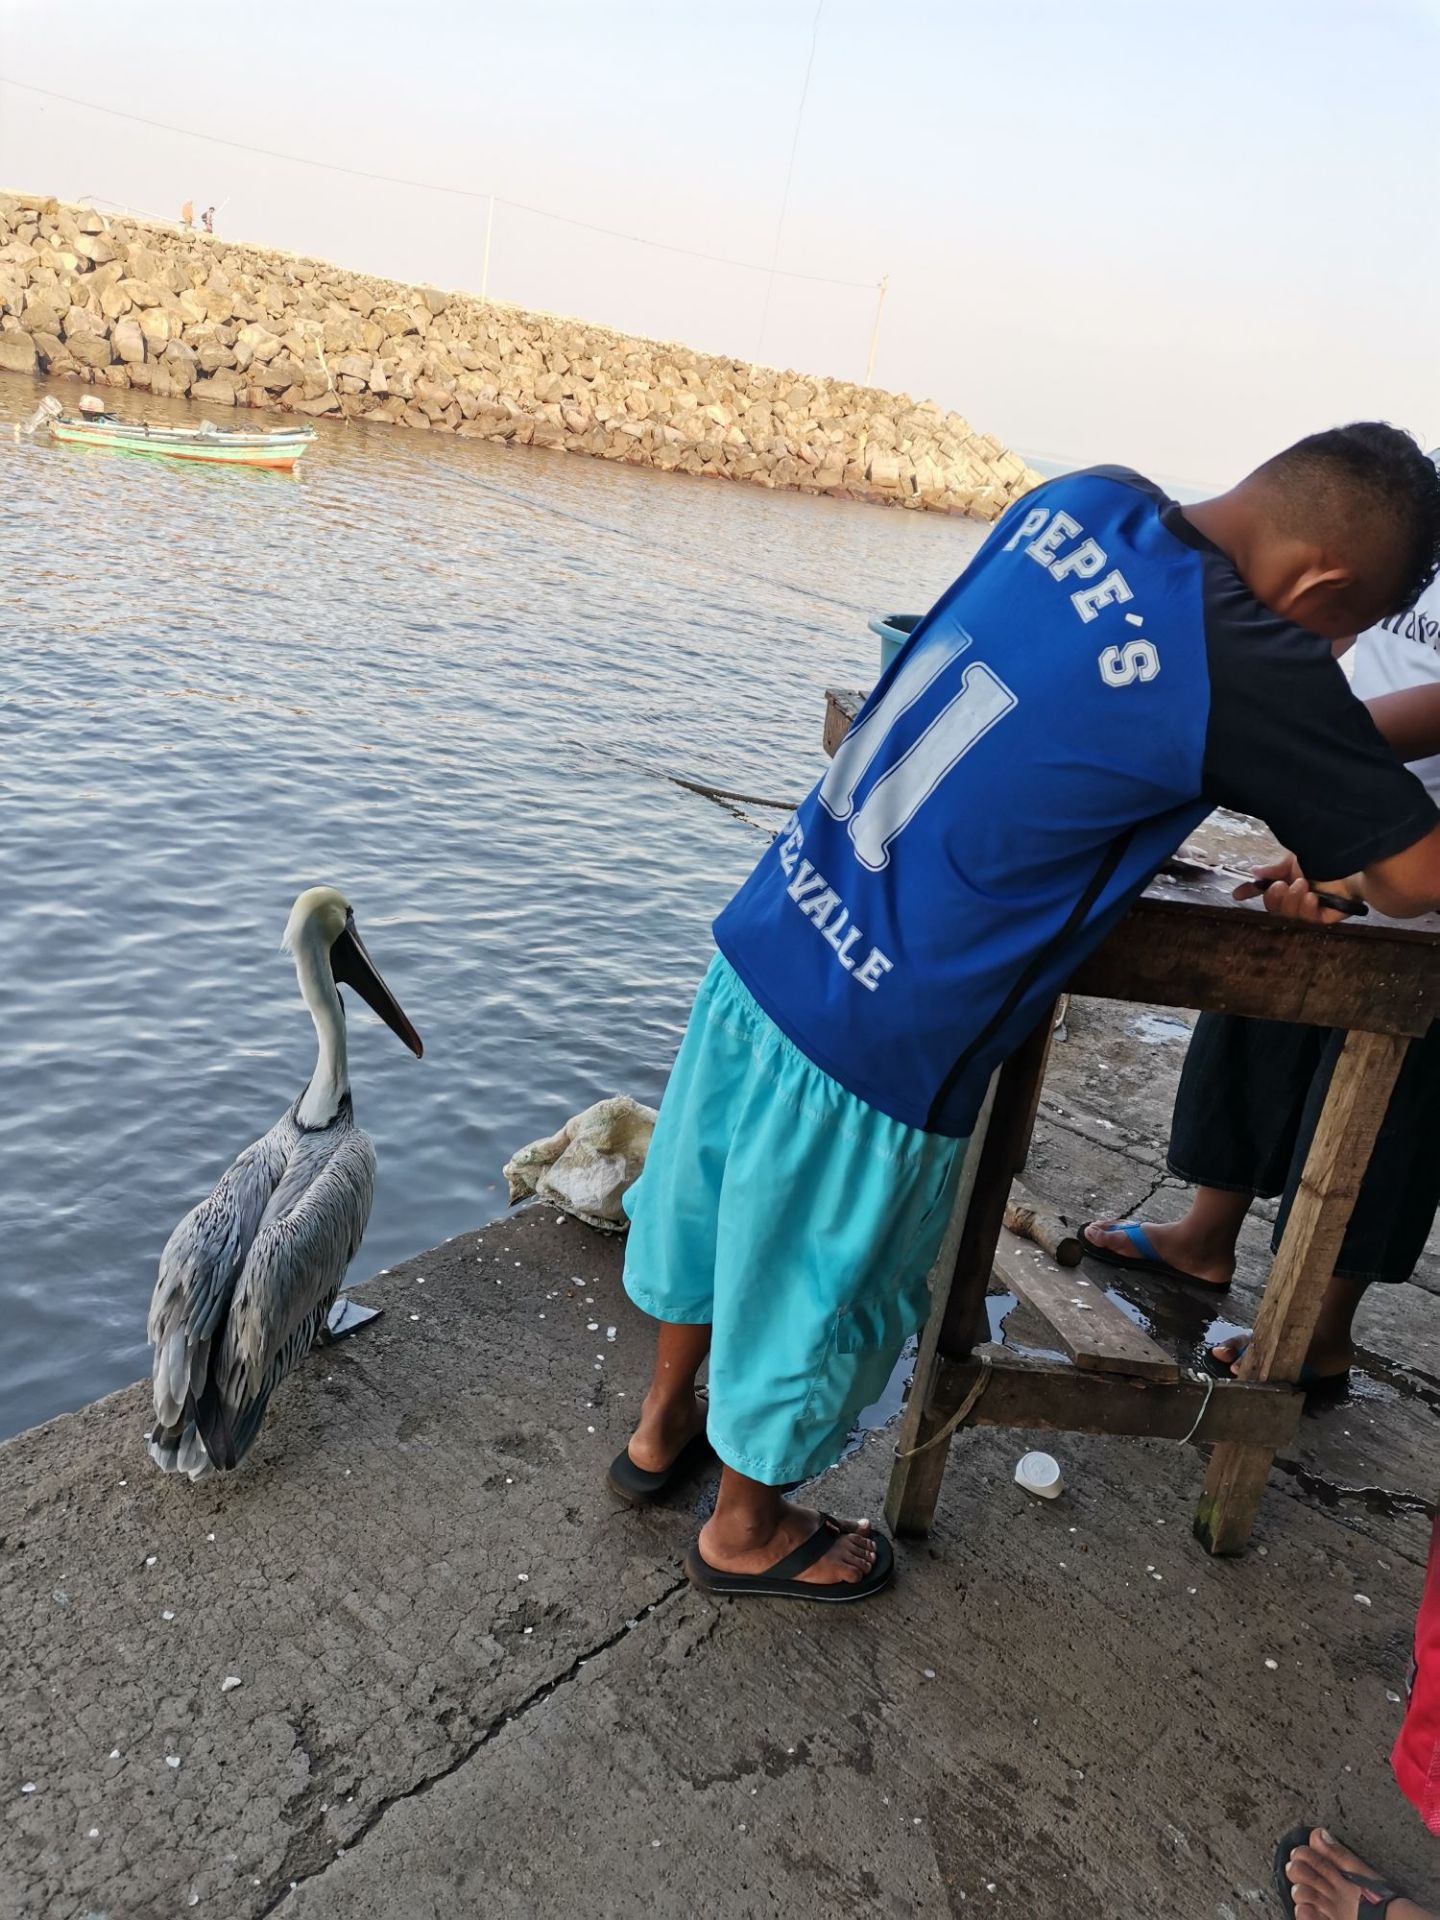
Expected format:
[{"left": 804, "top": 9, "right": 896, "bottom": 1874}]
[
  {"left": 481, "top": 194, "right": 495, "bottom": 302},
  {"left": 864, "top": 275, "right": 889, "bottom": 387}
]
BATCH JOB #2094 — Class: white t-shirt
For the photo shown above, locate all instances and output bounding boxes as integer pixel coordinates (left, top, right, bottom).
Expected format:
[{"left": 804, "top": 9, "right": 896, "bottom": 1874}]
[{"left": 1348, "top": 458, "right": 1440, "bottom": 800}]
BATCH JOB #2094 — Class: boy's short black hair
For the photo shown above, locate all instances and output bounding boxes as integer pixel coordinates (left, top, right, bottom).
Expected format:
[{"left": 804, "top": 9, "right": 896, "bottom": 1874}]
[{"left": 1256, "top": 423, "right": 1440, "bottom": 614}]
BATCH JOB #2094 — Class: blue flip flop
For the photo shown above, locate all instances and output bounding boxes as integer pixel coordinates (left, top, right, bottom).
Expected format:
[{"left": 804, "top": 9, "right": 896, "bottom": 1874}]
[
  {"left": 1201, "top": 1339, "right": 1350, "bottom": 1398},
  {"left": 1079, "top": 1221, "right": 1229, "bottom": 1293}
]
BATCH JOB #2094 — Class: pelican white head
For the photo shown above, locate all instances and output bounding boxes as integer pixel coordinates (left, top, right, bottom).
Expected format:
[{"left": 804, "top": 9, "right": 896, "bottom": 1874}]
[
  {"left": 283, "top": 885, "right": 351, "bottom": 957},
  {"left": 284, "top": 887, "right": 422, "bottom": 1127}
]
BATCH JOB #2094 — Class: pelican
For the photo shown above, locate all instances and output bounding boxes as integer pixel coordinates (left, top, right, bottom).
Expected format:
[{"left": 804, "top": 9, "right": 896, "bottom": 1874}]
[{"left": 147, "top": 887, "right": 423, "bottom": 1478}]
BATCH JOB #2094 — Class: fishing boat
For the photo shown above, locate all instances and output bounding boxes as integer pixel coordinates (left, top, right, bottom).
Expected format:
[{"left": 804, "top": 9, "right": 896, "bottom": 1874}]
[{"left": 27, "top": 395, "right": 316, "bottom": 470}]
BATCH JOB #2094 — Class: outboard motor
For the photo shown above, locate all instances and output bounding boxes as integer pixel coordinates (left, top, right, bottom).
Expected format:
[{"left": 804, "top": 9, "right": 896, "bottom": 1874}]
[{"left": 17, "top": 394, "right": 62, "bottom": 438}]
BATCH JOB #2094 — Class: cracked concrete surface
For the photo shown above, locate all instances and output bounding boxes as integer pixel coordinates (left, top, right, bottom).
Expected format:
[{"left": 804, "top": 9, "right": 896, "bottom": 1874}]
[{"left": 4, "top": 968, "right": 1439, "bottom": 1917}]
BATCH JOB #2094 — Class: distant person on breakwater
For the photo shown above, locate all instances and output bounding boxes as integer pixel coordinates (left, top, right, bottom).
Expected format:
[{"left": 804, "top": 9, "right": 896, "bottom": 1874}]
[
  {"left": 180, "top": 199, "right": 193, "bottom": 231},
  {"left": 608, "top": 425, "right": 1440, "bottom": 1603},
  {"left": 201, "top": 206, "right": 214, "bottom": 234}
]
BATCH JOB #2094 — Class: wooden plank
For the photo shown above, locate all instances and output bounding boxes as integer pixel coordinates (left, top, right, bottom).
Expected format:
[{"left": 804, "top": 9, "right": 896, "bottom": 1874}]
[
  {"left": 1011, "top": 1011, "right": 1059, "bottom": 1177},
  {"left": 1195, "top": 1028, "right": 1409, "bottom": 1555},
  {"left": 1240, "top": 1026, "right": 1410, "bottom": 1382},
  {"left": 1070, "top": 898, "right": 1440, "bottom": 1038},
  {"left": 993, "top": 1227, "right": 1179, "bottom": 1382},
  {"left": 938, "top": 1014, "right": 1057, "bottom": 1357},
  {"left": 885, "top": 1072, "right": 999, "bottom": 1537},
  {"left": 887, "top": 1020, "right": 1056, "bottom": 1537},
  {"left": 936, "top": 1349, "right": 1302, "bottom": 1449},
  {"left": 823, "top": 686, "right": 865, "bottom": 758}
]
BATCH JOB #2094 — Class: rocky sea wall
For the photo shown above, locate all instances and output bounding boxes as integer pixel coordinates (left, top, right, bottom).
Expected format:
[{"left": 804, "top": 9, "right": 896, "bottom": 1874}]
[{"left": 0, "top": 191, "right": 1041, "bottom": 518}]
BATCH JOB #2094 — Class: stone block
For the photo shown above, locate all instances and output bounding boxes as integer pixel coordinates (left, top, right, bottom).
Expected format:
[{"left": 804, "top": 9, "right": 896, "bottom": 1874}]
[
  {"left": 73, "top": 231, "right": 116, "bottom": 265},
  {"left": 111, "top": 317, "right": 145, "bottom": 364},
  {"left": 66, "top": 329, "right": 113, "bottom": 368},
  {"left": 23, "top": 291, "right": 67, "bottom": 337},
  {"left": 138, "top": 307, "right": 173, "bottom": 352},
  {"left": 191, "top": 373, "right": 238, "bottom": 405}
]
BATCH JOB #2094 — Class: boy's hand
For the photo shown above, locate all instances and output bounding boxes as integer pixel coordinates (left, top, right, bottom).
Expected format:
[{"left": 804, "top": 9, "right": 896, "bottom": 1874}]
[{"left": 1231, "top": 852, "right": 1359, "bottom": 925}]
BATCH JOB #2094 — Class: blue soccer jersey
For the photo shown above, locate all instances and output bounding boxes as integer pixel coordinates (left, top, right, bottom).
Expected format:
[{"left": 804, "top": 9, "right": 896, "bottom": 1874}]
[{"left": 713, "top": 467, "right": 1438, "bottom": 1137}]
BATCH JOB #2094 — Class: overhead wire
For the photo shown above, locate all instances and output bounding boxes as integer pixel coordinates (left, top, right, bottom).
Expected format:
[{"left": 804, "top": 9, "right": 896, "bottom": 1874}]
[
  {"left": 0, "top": 74, "right": 876, "bottom": 291},
  {"left": 756, "top": 0, "right": 825, "bottom": 357}
]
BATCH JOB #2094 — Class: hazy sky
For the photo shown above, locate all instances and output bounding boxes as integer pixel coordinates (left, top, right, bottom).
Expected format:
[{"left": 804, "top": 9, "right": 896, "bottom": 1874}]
[{"left": 1, "top": 0, "right": 1435, "bottom": 485}]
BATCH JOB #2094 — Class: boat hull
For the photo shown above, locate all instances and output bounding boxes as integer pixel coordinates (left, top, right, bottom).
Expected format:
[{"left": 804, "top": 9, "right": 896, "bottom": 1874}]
[{"left": 48, "top": 418, "right": 316, "bottom": 470}]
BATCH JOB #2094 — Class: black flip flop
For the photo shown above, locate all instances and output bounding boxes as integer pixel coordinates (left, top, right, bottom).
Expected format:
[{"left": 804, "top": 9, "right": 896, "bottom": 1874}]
[
  {"left": 1273, "top": 1823, "right": 1406, "bottom": 1916},
  {"left": 606, "top": 1429, "right": 715, "bottom": 1506},
  {"left": 684, "top": 1514, "right": 895, "bottom": 1604},
  {"left": 1079, "top": 1221, "right": 1230, "bottom": 1293}
]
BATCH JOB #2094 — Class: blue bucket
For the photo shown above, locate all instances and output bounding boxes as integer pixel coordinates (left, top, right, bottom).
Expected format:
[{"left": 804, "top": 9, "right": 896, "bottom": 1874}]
[{"left": 868, "top": 612, "right": 922, "bottom": 676}]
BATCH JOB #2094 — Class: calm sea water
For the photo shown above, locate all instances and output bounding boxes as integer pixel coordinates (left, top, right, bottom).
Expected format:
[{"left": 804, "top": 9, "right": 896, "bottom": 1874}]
[{"left": 0, "top": 380, "right": 985, "bottom": 1440}]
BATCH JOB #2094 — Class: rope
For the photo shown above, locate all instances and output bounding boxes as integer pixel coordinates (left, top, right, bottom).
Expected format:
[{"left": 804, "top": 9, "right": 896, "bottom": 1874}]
[
  {"left": 893, "top": 1356, "right": 993, "bottom": 1459},
  {"left": 1176, "top": 1367, "right": 1216, "bottom": 1445},
  {"left": 571, "top": 740, "right": 798, "bottom": 824},
  {"left": 660, "top": 773, "right": 797, "bottom": 811},
  {"left": 894, "top": 1355, "right": 1215, "bottom": 1459}
]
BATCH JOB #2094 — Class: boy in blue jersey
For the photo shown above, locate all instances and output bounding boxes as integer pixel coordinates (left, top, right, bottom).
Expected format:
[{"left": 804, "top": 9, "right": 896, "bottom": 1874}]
[{"left": 609, "top": 424, "right": 1440, "bottom": 1604}]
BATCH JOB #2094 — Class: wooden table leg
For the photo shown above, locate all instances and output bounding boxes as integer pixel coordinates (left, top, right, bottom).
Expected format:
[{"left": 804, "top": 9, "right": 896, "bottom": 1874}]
[
  {"left": 1013, "top": 1000, "right": 1061, "bottom": 1180},
  {"left": 885, "top": 1007, "right": 1057, "bottom": 1536},
  {"left": 884, "top": 1076, "right": 996, "bottom": 1535},
  {"left": 1194, "top": 1028, "right": 1409, "bottom": 1555}
]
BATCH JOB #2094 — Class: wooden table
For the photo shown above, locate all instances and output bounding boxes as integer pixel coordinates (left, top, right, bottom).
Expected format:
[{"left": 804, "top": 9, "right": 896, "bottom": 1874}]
[{"left": 821, "top": 689, "right": 1440, "bottom": 1554}]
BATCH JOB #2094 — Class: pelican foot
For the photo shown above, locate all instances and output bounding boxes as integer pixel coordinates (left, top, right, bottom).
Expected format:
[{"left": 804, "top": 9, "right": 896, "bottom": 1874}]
[{"left": 320, "top": 1297, "right": 383, "bottom": 1343}]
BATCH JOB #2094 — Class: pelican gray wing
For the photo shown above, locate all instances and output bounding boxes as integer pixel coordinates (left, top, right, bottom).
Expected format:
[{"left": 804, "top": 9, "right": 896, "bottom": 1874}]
[
  {"left": 148, "top": 1115, "right": 298, "bottom": 1440},
  {"left": 197, "top": 1112, "right": 377, "bottom": 1469}
]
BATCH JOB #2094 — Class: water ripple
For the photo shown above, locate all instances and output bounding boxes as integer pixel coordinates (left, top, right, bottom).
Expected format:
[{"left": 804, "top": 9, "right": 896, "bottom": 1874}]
[{"left": 0, "top": 382, "right": 983, "bottom": 1439}]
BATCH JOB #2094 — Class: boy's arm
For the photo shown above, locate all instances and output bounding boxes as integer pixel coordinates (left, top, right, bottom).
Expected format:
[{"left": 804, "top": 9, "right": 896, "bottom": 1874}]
[
  {"left": 1200, "top": 613, "right": 1440, "bottom": 921},
  {"left": 1236, "top": 825, "right": 1440, "bottom": 922},
  {"left": 1366, "top": 685, "right": 1440, "bottom": 765}
]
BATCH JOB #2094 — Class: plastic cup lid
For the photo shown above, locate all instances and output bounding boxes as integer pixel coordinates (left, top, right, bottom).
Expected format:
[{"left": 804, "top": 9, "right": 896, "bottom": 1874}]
[{"left": 1015, "top": 1450, "right": 1062, "bottom": 1492}]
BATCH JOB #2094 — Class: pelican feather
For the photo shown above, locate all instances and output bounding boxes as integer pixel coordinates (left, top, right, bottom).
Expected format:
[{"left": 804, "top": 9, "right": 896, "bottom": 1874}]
[{"left": 146, "top": 888, "right": 420, "bottom": 1478}]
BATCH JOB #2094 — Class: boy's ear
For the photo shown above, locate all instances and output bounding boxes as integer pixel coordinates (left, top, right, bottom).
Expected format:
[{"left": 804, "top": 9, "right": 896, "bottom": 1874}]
[{"left": 1281, "top": 553, "right": 1355, "bottom": 621}]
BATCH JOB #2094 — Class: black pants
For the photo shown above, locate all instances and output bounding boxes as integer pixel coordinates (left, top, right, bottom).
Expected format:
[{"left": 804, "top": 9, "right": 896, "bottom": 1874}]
[{"left": 1168, "top": 1012, "right": 1440, "bottom": 1286}]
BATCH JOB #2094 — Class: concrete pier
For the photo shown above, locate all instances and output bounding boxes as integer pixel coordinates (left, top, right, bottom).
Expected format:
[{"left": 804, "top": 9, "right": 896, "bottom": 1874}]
[{"left": 4, "top": 991, "right": 1437, "bottom": 1917}]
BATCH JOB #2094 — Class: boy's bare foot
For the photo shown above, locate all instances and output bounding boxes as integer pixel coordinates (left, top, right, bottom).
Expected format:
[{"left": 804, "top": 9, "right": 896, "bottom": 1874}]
[
  {"left": 698, "top": 1501, "right": 878, "bottom": 1587},
  {"left": 1282, "top": 1827, "right": 1432, "bottom": 1919},
  {"left": 625, "top": 1386, "right": 708, "bottom": 1474},
  {"left": 1083, "top": 1217, "right": 1235, "bottom": 1288}
]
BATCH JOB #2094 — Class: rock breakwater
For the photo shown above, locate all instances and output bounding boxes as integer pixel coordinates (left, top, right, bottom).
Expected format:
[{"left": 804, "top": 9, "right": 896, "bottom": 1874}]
[{"left": 0, "top": 192, "right": 1040, "bottom": 517}]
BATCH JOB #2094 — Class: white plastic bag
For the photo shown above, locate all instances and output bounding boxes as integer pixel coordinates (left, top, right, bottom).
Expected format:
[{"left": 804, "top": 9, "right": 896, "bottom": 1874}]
[{"left": 502, "top": 1095, "right": 656, "bottom": 1232}]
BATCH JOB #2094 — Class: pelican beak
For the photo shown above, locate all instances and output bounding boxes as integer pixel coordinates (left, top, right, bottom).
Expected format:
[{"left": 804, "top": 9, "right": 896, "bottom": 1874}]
[{"left": 330, "top": 912, "right": 424, "bottom": 1058}]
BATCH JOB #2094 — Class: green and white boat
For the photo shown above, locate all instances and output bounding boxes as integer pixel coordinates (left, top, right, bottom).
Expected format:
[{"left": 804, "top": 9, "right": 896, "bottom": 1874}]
[{"left": 30, "top": 396, "right": 316, "bottom": 470}]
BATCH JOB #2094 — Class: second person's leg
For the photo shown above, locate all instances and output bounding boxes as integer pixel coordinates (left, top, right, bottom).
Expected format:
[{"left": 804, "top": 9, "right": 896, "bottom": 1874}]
[{"left": 1083, "top": 1011, "right": 1331, "bottom": 1286}]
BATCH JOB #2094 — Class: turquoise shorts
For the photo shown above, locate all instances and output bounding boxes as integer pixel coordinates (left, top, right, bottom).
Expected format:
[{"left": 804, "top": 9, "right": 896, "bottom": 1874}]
[{"left": 623, "top": 954, "right": 966, "bottom": 1485}]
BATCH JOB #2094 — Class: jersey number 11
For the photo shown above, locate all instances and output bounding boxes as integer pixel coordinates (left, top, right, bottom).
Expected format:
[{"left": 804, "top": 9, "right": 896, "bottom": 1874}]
[{"left": 819, "top": 629, "right": 1018, "bottom": 871}]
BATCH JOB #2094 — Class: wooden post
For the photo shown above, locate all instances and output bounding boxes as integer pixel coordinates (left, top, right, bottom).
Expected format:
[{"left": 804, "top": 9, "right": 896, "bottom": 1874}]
[
  {"left": 481, "top": 195, "right": 495, "bottom": 303},
  {"left": 864, "top": 276, "right": 889, "bottom": 387},
  {"left": 1012, "top": 1012, "right": 1059, "bottom": 1180},
  {"left": 885, "top": 1007, "right": 1057, "bottom": 1535},
  {"left": 1194, "top": 1027, "right": 1409, "bottom": 1554},
  {"left": 884, "top": 1076, "right": 996, "bottom": 1535}
]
